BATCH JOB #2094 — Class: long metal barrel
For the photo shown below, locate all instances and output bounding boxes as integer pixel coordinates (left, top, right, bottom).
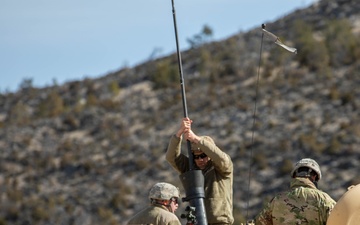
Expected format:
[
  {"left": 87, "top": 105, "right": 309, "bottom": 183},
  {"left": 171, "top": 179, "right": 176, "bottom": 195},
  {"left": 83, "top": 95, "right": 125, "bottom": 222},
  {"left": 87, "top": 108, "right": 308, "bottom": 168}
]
[
  {"left": 170, "top": 1, "right": 208, "bottom": 224},
  {"left": 170, "top": 0, "right": 193, "bottom": 169}
]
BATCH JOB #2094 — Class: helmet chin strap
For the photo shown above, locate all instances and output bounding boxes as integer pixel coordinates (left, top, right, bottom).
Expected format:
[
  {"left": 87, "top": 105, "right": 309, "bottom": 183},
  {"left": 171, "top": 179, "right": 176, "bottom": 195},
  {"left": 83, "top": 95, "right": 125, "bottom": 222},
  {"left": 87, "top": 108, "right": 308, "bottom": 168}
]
[
  {"left": 294, "top": 168, "right": 319, "bottom": 188},
  {"left": 164, "top": 200, "right": 174, "bottom": 213},
  {"left": 308, "top": 174, "right": 318, "bottom": 188},
  {"left": 153, "top": 199, "right": 174, "bottom": 213},
  {"left": 312, "top": 180, "right": 318, "bottom": 188}
]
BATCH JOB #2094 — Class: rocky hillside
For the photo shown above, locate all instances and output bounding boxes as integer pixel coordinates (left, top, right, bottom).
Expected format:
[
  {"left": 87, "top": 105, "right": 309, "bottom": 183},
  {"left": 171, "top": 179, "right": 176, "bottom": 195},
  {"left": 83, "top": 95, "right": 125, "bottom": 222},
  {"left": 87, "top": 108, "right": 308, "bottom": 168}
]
[{"left": 0, "top": 0, "right": 360, "bottom": 224}]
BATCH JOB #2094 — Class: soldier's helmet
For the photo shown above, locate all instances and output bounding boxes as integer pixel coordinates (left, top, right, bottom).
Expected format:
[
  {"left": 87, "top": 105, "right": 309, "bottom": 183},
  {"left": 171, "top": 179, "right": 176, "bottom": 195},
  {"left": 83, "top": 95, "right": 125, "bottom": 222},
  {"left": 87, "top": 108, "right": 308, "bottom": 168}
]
[
  {"left": 291, "top": 158, "right": 322, "bottom": 181},
  {"left": 149, "top": 182, "right": 180, "bottom": 200}
]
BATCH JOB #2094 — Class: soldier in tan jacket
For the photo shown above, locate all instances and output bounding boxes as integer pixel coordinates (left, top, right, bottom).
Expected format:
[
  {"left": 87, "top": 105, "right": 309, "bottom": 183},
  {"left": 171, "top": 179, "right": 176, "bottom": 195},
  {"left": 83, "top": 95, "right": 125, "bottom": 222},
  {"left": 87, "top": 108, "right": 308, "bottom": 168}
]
[
  {"left": 166, "top": 117, "right": 234, "bottom": 225},
  {"left": 127, "top": 182, "right": 181, "bottom": 225}
]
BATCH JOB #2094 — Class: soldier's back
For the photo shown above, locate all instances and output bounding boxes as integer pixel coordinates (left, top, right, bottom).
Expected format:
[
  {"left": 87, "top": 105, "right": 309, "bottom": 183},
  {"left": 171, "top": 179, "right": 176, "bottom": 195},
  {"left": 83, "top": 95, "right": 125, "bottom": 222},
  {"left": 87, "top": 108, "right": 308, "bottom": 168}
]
[{"left": 271, "top": 186, "right": 334, "bottom": 225}]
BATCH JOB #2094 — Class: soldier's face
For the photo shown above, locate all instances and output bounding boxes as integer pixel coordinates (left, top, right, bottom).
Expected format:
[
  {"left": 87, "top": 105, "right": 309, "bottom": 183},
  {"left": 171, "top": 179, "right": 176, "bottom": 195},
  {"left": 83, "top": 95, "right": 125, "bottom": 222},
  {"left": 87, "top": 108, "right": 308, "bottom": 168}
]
[
  {"left": 169, "top": 197, "right": 179, "bottom": 213},
  {"left": 193, "top": 151, "right": 209, "bottom": 169}
]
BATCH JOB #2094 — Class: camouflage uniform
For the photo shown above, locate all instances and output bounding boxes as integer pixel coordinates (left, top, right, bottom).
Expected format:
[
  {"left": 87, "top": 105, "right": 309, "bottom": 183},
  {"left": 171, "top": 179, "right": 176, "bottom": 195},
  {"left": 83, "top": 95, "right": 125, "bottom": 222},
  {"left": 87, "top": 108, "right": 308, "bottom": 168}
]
[
  {"left": 255, "top": 177, "right": 336, "bottom": 225},
  {"left": 166, "top": 135, "right": 234, "bottom": 224}
]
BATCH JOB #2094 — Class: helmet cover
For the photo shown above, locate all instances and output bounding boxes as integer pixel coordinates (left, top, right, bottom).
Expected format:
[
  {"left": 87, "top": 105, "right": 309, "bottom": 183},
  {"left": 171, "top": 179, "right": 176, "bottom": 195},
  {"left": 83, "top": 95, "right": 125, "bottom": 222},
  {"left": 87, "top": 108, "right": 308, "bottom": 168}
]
[
  {"left": 149, "top": 182, "right": 180, "bottom": 200},
  {"left": 291, "top": 158, "right": 322, "bottom": 180}
]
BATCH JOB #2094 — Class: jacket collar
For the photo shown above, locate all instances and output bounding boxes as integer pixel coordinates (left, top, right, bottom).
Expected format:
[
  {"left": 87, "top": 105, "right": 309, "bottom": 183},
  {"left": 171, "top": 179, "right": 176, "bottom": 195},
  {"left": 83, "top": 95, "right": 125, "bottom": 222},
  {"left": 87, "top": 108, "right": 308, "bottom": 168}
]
[{"left": 290, "top": 177, "right": 317, "bottom": 189}]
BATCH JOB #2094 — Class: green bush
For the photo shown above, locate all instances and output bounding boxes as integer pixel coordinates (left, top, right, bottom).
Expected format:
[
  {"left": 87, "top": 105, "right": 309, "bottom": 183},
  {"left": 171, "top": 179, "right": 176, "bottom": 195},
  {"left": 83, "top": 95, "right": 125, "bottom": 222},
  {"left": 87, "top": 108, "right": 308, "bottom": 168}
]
[
  {"left": 253, "top": 153, "right": 268, "bottom": 170},
  {"left": 32, "top": 206, "right": 50, "bottom": 221},
  {"left": 36, "top": 90, "right": 64, "bottom": 117},
  {"left": 150, "top": 59, "right": 178, "bottom": 89},
  {"left": 324, "top": 19, "right": 359, "bottom": 67},
  {"left": 108, "top": 81, "right": 120, "bottom": 95},
  {"left": 280, "top": 159, "right": 293, "bottom": 176},
  {"left": 292, "top": 21, "right": 329, "bottom": 72},
  {"left": 6, "top": 101, "right": 31, "bottom": 125}
]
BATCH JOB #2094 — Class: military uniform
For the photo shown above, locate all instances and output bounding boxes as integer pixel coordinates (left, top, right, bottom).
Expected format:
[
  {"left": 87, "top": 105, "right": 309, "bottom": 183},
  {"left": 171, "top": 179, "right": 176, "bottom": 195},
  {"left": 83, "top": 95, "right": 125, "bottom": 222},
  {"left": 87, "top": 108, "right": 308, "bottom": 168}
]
[
  {"left": 127, "top": 203, "right": 181, "bottom": 225},
  {"left": 166, "top": 135, "right": 234, "bottom": 224},
  {"left": 255, "top": 177, "right": 336, "bottom": 225},
  {"left": 127, "top": 182, "right": 181, "bottom": 225}
]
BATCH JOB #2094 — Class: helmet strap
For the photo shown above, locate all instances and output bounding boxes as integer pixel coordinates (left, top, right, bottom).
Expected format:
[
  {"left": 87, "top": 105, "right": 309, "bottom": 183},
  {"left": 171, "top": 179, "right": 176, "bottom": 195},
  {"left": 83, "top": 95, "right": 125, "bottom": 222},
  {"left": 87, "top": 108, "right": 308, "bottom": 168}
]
[
  {"left": 152, "top": 199, "right": 173, "bottom": 212},
  {"left": 163, "top": 200, "right": 174, "bottom": 212},
  {"left": 313, "top": 180, "right": 318, "bottom": 188},
  {"left": 309, "top": 173, "right": 319, "bottom": 187}
]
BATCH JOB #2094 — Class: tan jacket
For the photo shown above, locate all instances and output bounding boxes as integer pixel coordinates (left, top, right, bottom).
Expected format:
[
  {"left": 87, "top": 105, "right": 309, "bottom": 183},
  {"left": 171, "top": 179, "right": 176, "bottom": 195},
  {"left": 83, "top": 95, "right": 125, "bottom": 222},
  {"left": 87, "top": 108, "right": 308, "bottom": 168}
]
[
  {"left": 127, "top": 203, "right": 181, "bottom": 225},
  {"left": 166, "top": 134, "right": 234, "bottom": 224}
]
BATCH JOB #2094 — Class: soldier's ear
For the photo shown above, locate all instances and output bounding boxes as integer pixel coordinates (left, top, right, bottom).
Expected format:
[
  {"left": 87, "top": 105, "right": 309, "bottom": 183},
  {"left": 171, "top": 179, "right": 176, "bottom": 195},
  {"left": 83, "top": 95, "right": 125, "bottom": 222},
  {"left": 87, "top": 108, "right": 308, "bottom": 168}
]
[{"left": 310, "top": 174, "right": 317, "bottom": 182}]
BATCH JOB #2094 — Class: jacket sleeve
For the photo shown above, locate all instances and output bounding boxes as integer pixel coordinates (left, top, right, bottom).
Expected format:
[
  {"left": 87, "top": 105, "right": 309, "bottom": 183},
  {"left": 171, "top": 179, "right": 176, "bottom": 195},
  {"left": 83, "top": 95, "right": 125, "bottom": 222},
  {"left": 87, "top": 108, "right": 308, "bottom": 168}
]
[
  {"left": 321, "top": 193, "right": 336, "bottom": 222},
  {"left": 198, "top": 136, "right": 233, "bottom": 176},
  {"left": 165, "top": 134, "right": 188, "bottom": 174},
  {"left": 255, "top": 198, "right": 274, "bottom": 225}
]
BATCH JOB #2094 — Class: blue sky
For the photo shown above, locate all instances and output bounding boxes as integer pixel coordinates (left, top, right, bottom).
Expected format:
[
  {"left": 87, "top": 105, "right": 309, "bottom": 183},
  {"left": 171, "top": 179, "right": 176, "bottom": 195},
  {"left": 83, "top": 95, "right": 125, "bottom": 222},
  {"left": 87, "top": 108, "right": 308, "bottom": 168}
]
[{"left": 0, "top": 0, "right": 316, "bottom": 92}]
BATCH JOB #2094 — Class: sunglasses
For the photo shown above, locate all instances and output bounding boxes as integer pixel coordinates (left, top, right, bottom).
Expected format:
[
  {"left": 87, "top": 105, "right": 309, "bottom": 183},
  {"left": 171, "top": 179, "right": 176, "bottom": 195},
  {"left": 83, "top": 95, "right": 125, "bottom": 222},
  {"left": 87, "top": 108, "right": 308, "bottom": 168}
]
[
  {"left": 171, "top": 197, "right": 179, "bottom": 204},
  {"left": 193, "top": 153, "right": 207, "bottom": 160}
]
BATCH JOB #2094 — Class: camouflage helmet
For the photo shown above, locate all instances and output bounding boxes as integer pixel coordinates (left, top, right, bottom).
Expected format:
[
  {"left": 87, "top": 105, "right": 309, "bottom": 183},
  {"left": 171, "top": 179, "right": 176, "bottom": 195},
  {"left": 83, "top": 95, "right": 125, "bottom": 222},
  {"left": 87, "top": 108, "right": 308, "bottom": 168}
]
[
  {"left": 149, "top": 182, "right": 180, "bottom": 200},
  {"left": 291, "top": 158, "right": 322, "bottom": 181}
]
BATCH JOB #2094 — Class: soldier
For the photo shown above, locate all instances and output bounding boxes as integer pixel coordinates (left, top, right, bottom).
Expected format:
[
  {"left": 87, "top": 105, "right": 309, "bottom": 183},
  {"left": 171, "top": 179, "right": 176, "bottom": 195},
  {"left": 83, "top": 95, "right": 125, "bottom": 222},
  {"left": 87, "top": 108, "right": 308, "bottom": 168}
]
[
  {"left": 166, "top": 117, "right": 234, "bottom": 224},
  {"left": 127, "top": 182, "right": 181, "bottom": 225},
  {"left": 255, "top": 158, "right": 336, "bottom": 225}
]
